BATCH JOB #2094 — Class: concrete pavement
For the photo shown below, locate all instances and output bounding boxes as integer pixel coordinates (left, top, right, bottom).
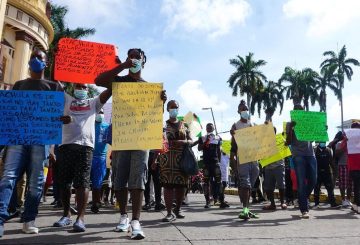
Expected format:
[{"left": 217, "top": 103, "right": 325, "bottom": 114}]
[{"left": 0, "top": 193, "right": 359, "bottom": 244}]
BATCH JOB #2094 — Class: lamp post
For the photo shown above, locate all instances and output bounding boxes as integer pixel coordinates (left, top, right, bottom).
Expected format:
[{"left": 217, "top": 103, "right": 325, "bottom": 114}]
[{"left": 202, "top": 107, "right": 218, "bottom": 135}]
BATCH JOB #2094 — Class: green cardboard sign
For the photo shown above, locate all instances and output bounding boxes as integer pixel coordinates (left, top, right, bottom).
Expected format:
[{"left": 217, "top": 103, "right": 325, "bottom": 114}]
[{"left": 290, "top": 110, "right": 329, "bottom": 142}]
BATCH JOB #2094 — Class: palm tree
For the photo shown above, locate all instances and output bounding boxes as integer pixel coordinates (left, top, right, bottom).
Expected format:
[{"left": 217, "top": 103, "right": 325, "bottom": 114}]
[
  {"left": 279, "top": 67, "right": 319, "bottom": 111},
  {"left": 250, "top": 81, "right": 285, "bottom": 122},
  {"left": 320, "top": 45, "right": 360, "bottom": 129},
  {"left": 46, "top": 4, "right": 96, "bottom": 80},
  {"left": 227, "top": 52, "right": 267, "bottom": 106},
  {"left": 315, "top": 65, "right": 339, "bottom": 112}
]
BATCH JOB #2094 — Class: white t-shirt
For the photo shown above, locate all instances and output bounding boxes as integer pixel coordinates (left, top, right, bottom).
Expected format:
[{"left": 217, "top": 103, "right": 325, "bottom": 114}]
[
  {"left": 220, "top": 154, "right": 230, "bottom": 182},
  {"left": 61, "top": 93, "right": 103, "bottom": 148}
]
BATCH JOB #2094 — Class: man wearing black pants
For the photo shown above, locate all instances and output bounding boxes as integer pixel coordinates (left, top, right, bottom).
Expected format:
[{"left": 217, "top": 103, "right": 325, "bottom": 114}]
[{"left": 143, "top": 151, "right": 165, "bottom": 211}]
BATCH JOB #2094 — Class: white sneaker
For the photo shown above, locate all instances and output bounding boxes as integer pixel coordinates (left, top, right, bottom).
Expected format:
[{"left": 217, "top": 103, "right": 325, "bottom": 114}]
[
  {"left": 351, "top": 204, "right": 358, "bottom": 213},
  {"left": 22, "top": 220, "right": 39, "bottom": 234},
  {"left": 294, "top": 199, "right": 299, "bottom": 208},
  {"left": 114, "top": 214, "right": 130, "bottom": 232},
  {"left": 342, "top": 199, "right": 351, "bottom": 207},
  {"left": 130, "top": 220, "right": 145, "bottom": 240},
  {"left": 301, "top": 211, "right": 310, "bottom": 219}
]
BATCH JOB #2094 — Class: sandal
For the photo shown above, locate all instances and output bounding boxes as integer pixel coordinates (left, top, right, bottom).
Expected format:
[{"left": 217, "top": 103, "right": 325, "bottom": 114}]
[
  {"left": 162, "top": 213, "right": 176, "bottom": 222},
  {"left": 263, "top": 205, "right": 276, "bottom": 211}
]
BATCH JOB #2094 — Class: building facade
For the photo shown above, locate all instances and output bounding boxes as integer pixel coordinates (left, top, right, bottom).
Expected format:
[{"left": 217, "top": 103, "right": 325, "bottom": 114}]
[{"left": 0, "top": 0, "right": 53, "bottom": 90}]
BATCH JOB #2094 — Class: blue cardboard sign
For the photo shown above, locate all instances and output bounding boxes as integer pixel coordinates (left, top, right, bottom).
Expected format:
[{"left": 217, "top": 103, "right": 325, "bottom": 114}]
[{"left": 0, "top": 90, "right": 64, "bottom": 145}]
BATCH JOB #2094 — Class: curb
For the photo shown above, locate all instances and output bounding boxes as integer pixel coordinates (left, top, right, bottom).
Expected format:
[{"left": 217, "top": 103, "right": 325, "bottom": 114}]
[{"left": 224, "top": 188, "right": 343, "bottom": 203}]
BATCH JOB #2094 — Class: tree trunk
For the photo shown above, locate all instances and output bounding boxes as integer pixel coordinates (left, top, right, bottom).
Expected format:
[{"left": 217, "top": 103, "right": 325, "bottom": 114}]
[{"left": 340, "top": 87, "right": 344, "bottom": 131}]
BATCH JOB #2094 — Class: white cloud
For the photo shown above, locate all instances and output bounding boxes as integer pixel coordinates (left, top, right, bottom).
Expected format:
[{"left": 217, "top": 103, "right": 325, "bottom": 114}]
[
  {"left": 161, "top": 0, "right": 251, "bottom": 39},
  {"left": 283, "top": 0, "right": 360, "bottom": 37},
  {"left": 51, "top": 0, "right": 136, "bottom": 28},
  {"left": 177, "top": 80, "right": 229, "bottom": 112}
]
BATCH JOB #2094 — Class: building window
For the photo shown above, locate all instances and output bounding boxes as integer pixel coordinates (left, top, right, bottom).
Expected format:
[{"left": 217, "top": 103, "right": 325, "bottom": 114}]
[
  {"left": 16, "top": 10, "right": 23, "bottom": 21},
  {"left": 5, "top": 5, "right": 9, "bottom": 15},
  {"left": 28, "top": 18, "right": 34, "bottom": 27}
]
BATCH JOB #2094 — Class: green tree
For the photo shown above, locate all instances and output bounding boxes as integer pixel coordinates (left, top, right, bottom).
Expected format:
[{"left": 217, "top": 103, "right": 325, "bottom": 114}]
[
  {"left": 227, "top": 52, "right": 267, "bottom": 106},
  {"left": 46, "top": 4, "right": 96, "bottom": 80},
  {"left": 279, "top": 67, "right": 319, "bottom": 111},
  {"left": 315, "top": 65, "right": 339, "bottom": 112},
  {"left": 250, "top": 81, "right": 285, "bottom": 121},
  {"left": 320, "top": 45, "right": 360, "bottom": 129}
]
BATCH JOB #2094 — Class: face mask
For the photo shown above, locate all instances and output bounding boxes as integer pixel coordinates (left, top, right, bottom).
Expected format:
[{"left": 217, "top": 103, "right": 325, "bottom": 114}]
[
  {"left": 28, "top": 57, "right": 46, "bottom": 73},
  {"left": 95, "top": 114, "right": 104, "bottom": 122},
  {"left": 74, "top": 89, "right": 88, "bottom": 100},
  {"left": 129, "top": 59, "right": 142, "bottom": 73},
  {"left": 240, "top": 111, "right": 249, "bottom": 120},
  {"left": 319, "top": 143, "right": 326, "bottom": 148},
  {"left": 169, "top": 108, "right": 179, "bottom": 118}
]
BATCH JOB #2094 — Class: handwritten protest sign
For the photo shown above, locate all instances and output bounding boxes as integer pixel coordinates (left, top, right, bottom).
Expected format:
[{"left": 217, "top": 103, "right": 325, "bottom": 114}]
[
  {"left": 54, "top": 38, "right": 118, "bottom": 84},
  {"left": 234, "top": 123, "right": 277, "bottom": 164},
  {"left": 260, "top": 134, "right": 292, "bottom": 167},
  {"left": 345, "top": 129, "right": 360, "bottom": 154},
  {"left": 290, "top": 110, "right": 328, "bottom": 142},
  {"left": 112, "top": 83, "right": 163, "bottom": 150},
  {"left": 0, "top": 90, "right": 64, "bottom": 145}
]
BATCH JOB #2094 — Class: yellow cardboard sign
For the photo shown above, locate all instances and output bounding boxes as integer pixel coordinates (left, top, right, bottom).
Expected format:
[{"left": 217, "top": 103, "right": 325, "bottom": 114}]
[
  {"left": 234, "top": 123, "right": 277, "bottom": 164},
  {"left": 259, "top": 134, "right": 292, "bottom": 167},
  {"left": 112, "top": 83, "right": 163, "bottom": 150}
]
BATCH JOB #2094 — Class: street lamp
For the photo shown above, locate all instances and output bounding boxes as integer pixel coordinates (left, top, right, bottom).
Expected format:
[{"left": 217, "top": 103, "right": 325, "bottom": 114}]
[{"left": 202, "top": 107, "right": 218, "bottom": 135}]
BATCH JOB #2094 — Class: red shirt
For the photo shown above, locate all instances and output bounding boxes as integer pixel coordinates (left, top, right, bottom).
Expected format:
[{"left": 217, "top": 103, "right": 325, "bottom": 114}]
[{"left": 348, "top": 153, "right": 360, "bottom": 171}]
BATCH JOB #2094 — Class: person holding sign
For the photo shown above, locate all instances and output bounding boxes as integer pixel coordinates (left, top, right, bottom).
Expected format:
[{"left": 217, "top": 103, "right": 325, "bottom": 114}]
[
  {"left": 198, "top": 123, "right": 227, "bottom": 209},
  {"left": 346, "top": 122, "right": 360, "bottom": 214},
  {"left": 159, "top": 100, "right": 193, "bottom": 222},
  {"left": 230, "top": 100, "right": 259, "bottom": 220},
  {"left": 0, "top": 50, "right": 63, "bottom": 237},
  {"left": 262, "top": 127, "right": 287, "bottom": 211},
  {"left": 95, "top": 48, "right": 167, "bottom": 240},
  {"left": 53, "top": 83, "right": 111, "bottom": 232},
  {"left": 286, "top": 104, "right": 317, "bottom": 219},
  {"left": 313, "top": 142, "right": 338, "bottom": 208}
]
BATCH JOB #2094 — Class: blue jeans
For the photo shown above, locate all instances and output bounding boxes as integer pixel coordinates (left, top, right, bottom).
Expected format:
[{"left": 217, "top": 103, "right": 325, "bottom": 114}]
[
  {"left": 293, "top": 156, "right": 317, "bottom": 213},
  {"left": 0, "top": 145, "right": 46, "bottom": 224}
]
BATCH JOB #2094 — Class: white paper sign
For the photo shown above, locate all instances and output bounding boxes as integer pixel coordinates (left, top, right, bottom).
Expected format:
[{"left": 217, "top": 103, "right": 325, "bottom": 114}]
[{"left": 345, "top": 129, "right": 360, "bottom": 154}]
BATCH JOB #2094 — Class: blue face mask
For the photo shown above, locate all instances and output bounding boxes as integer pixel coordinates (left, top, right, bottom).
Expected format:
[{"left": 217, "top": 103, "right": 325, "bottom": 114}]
[
  {"left": 169, "top": 108, "right": 179, "bottom": 118},
  {"left": 28, "top": 57, "right": 46, "bottom": 73},
  {"left": 319, "top": 143, "right": 326, "bottom": 148},
  {"left": 74, "top": 89, "right": 88, "bottom": 100},
  {"left": 130, "top": 59, "right": 142, "bottom": 73},
  {"left": 240, "top": 111, "right": 249, "bottom": 120}
]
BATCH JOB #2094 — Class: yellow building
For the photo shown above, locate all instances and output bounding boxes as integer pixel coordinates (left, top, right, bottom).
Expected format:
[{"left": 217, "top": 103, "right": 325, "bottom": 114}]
[{"left": 0, "top": 0, "right": 53, "bottom": 90}]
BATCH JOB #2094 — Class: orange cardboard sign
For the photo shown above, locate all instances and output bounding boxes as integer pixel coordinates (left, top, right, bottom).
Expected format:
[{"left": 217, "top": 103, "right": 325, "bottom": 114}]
[{"left": 54, "top": 38, "right": 118, "bottom": 84}]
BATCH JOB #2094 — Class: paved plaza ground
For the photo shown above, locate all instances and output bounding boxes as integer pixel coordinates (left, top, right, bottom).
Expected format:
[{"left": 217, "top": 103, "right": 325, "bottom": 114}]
[{"left": 1, "top": 192, "right": 359, "bottom": 244}]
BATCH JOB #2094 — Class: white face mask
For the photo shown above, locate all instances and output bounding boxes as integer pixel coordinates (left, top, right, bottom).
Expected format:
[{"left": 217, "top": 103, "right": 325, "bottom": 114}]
[
  {"left": 240, "top": 111, "right": 249, "bottom": 120},
  {"left": 95, "top": 114, "right": 104, "bottom": 122},
  {"left": 130, "top": 59, "right": 142, "bottom": 73}
]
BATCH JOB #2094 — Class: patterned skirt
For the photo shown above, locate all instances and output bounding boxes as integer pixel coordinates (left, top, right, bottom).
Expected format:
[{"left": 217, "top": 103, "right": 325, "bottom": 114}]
[{"left": 159, "top": 147, "right": 189, "bottom": 187}]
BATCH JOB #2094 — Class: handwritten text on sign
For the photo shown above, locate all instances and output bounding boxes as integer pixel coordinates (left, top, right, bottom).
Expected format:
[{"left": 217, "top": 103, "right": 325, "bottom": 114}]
[
  {"left": 54, "top": 38, "right": 118, "bottom": 84},
  {"left": 345, "top": 129, "right": 360, "bottom": 154},
  {"left": 0, "top": 91, "right": 64, "bottom": 145},
  {"left": 290, "top": 110, "right": 328, "bottom": 142},
  {"left": 112, "top": 83, "right": 163, "bottom": 150},
  {"left": 234, "top": 123, "right": 277, "bottom": 164},
  {"left": 260, "top": 134, "right": 292, "bottom": 167}
]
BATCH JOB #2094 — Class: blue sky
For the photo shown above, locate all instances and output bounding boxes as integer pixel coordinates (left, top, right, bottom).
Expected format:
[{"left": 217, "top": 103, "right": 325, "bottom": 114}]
[{"left": 53, "top": 0, "right": 360, "bottom": 141}]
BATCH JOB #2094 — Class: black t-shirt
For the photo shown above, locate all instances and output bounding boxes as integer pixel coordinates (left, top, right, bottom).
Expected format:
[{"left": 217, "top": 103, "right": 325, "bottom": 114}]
[
  {"left": 315, "top": 147, "right": 332, "bottom": 172},
  {"left": 199, "top": 135, "right": 221, "bottom": 164},
  {"left": 13, "top": 78, "right": 63, "bottom": 92},
  {"left": 114, "top": 74, "right": 146, "bottom": 83}
]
